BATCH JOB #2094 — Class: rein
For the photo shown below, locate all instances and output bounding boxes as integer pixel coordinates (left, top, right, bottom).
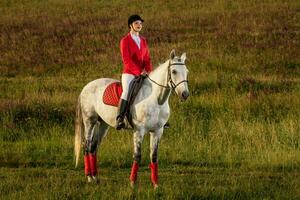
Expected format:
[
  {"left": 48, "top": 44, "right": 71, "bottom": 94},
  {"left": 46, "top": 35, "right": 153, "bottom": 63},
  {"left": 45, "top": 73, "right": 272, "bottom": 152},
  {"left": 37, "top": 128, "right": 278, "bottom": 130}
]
[{"left": 146, "top": 62, "right": 188, "bottom": 90}]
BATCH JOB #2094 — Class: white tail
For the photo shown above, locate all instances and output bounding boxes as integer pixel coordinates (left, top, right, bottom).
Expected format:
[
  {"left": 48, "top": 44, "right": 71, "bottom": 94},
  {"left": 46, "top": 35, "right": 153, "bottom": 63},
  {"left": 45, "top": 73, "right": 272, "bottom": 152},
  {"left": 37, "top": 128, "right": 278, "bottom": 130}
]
[{"left": 74, "top": 96, "right": 83, "bottom": 168}]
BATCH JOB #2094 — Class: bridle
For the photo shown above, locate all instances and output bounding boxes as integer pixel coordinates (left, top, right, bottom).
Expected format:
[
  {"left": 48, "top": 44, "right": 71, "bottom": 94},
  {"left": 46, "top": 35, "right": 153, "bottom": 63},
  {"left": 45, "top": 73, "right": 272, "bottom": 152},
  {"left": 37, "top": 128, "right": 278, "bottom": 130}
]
[{"left": 146, "top": 61, "right": 188, "bottom": 90}]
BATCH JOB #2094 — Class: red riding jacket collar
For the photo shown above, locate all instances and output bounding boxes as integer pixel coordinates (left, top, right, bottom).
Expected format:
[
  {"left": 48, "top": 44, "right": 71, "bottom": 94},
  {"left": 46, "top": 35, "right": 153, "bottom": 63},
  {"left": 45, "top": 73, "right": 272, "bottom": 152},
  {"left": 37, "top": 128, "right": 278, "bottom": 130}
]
[{"left": 120, "top": 33, "right": 152, "bottom": 76}]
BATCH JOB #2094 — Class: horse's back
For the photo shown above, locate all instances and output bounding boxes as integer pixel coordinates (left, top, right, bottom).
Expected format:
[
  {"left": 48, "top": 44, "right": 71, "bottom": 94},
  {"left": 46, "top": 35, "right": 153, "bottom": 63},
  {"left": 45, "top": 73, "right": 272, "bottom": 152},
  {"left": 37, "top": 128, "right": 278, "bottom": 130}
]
[
  {"left": 80, "top": 77, "right": 120, "bottom": 102},
  {"left": 80, "top": 78, "right": 120, "bottom": 126}
]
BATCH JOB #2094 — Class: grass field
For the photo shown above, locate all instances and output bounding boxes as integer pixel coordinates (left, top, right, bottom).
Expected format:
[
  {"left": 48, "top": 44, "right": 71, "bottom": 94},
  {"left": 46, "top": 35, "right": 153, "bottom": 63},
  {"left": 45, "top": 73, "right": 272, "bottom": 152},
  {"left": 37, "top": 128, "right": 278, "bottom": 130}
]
[{"left": 0, "top": 0, "right": 299, "bottom": 199}]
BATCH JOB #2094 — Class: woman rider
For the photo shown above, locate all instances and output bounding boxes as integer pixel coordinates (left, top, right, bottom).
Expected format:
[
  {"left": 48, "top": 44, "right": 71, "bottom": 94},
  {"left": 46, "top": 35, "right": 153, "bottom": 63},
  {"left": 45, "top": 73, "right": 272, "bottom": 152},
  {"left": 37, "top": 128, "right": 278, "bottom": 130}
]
[{"left": 116, "top": 14, "right": 152, "bottom": 130}]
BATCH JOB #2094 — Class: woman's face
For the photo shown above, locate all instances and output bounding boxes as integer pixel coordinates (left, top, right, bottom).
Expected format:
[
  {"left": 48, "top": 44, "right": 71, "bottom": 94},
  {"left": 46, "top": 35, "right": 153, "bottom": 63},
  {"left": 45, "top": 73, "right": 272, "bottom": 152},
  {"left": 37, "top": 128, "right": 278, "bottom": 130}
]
[{"left": 131, "top": 20, "right": 143, "bottom": 32}]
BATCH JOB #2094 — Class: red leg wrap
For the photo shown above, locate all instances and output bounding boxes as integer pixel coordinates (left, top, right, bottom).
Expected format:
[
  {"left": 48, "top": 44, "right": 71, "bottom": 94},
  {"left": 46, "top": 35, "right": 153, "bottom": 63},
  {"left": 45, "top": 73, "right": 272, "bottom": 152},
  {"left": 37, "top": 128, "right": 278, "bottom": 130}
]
[
  {"left": 129, "top": 161, "right": 139, "bottom": 182},
  {"left": 84, "top": 154, "right": 91, "bottom": 176},
  {"left": 89, "top": 154, "right": 97, "bottom": 176},
  {"left": 149, "top": 162, "right": 158, "bottom": 185}
]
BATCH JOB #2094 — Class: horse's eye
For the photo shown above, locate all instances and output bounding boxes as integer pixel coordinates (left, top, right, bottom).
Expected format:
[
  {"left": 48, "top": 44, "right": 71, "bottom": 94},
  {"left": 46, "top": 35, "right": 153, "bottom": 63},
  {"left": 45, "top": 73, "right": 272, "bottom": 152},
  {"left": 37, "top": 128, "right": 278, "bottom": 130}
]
[{"left": 172, "top": 70, "right": 177, "bottom": 75}]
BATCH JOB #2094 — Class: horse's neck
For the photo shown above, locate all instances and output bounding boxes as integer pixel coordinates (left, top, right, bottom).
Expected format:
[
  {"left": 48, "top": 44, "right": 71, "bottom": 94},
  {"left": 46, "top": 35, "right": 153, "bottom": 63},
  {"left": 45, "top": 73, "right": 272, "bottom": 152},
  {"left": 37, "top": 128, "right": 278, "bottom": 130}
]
[{"left": 148, "top": 61, "right": 171, "bottom": 105}]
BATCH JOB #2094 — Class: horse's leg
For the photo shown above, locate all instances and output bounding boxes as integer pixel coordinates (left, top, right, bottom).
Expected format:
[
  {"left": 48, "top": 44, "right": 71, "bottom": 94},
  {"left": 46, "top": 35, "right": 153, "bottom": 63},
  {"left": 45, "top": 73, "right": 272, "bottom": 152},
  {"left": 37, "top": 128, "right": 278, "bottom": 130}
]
[
  {"left": 149, "top": 128, "right": 163, "bottom": 189},
  {"left": 83, "top": 115, "right": 98, "bottom": 182},
  {"left": 86, "top": 119, "right": 109, "bottom": 183},
  {"left": 130, "top": 130, "right": 145, "bottom": 187}
]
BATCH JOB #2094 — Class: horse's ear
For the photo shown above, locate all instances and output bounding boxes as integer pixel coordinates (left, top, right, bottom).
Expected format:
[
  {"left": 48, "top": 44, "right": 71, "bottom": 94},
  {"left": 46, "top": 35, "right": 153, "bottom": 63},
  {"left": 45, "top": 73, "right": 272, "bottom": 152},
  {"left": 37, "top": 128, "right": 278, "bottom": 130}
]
[
  {"left": 170, "top": 49, "right": 176, "bottom": 60},
  {"left": 181, "top": 53, "right": 186, "bottom": 63}
]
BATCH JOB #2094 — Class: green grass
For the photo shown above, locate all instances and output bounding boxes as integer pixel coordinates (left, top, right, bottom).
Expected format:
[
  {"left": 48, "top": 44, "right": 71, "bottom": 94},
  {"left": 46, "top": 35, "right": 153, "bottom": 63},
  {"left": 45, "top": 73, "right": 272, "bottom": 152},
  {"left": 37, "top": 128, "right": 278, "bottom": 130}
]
[
  {"left": 0, "top": 0, "right": 299, "bottom": 199},
  {"left": 1, "top": 166, "right": 299, "bottom": 200}
]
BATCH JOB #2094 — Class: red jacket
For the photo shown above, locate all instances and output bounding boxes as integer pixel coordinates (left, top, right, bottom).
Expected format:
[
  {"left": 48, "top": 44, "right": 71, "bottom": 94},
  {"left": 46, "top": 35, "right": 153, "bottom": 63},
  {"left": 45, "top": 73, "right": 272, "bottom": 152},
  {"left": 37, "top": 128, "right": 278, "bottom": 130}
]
[{"left": 120, "top": 33, "right": 152, "bottom": 75}]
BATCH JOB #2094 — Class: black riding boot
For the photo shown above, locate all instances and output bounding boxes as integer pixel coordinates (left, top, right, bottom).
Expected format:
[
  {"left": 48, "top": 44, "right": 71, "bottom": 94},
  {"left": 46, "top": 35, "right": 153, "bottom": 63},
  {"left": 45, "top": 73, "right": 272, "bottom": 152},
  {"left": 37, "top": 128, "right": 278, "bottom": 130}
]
[{"left": 116, "top": 99, "right": 128, "bottom": 130}]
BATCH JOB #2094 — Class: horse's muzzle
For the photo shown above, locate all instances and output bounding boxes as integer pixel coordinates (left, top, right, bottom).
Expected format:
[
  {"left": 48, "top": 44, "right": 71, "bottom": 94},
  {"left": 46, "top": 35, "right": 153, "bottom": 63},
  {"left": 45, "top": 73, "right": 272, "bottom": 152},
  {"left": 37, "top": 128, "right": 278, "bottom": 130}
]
[{"left": 181, "top": 90, "right": 189, "bottom": 101}]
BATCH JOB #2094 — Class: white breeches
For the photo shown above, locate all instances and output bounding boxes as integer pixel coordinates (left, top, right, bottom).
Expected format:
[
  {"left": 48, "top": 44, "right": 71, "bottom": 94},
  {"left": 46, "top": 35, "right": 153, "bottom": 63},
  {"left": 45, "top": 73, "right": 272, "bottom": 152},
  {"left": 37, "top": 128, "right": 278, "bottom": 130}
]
[{"left": 121, "top": 73, "right": 135, "bottom": 100}]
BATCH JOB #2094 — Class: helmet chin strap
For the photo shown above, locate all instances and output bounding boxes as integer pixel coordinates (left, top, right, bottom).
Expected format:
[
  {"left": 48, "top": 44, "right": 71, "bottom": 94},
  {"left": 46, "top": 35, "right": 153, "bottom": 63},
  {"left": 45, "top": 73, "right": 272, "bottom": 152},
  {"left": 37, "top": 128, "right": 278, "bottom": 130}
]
[{"left": 130, "top": 24, "right": 140, "bottom": 34}]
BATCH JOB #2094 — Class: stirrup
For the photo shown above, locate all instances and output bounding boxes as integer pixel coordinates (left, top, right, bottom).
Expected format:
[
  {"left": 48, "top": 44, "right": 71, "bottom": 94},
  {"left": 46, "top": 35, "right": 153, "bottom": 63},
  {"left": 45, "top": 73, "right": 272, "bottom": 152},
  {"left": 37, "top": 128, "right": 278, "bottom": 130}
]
[{"left": 116, "top": 117, "right": 125, "bottom": 130}]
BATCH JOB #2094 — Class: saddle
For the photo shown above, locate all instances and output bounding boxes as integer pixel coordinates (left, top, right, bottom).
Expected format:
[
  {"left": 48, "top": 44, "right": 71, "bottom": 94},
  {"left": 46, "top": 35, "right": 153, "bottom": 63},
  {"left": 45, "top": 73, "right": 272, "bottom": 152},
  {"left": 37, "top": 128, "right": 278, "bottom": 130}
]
[
  {"left": 102, "top": 82, "right": 122, "bottom": 107},
  {"left": 102, "top": 75, "right": 146, "bottom": 127},
  {"left": 102, "top": 75, "right": 146, "bottom": 107}
]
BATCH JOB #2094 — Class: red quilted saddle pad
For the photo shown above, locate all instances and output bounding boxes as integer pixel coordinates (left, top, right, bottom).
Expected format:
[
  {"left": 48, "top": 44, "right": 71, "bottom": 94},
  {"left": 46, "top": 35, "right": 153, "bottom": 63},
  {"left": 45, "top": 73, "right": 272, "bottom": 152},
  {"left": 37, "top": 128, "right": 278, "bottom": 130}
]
[{"left": 102, "top": 82, "right": 123, "bottom": 107}]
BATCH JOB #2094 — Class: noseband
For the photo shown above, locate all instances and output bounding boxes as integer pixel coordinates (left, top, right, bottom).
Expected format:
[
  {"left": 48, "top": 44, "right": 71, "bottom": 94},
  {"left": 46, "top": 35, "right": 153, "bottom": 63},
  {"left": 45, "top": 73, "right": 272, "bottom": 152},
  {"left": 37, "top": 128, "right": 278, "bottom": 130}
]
[
  {"left": 168, "top": 62, "right": 189, "bottom": 90},
  {"left": 146, "top": 61, "right": 188, "bottom": 90}
]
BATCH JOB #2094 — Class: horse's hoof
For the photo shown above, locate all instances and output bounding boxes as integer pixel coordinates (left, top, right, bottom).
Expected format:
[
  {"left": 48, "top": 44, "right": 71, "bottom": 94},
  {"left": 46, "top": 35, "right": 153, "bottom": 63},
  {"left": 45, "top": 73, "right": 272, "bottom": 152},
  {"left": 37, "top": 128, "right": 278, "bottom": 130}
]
[
  {"left": 92, "top": 176, "right": 99, "bottom": 183},
  {"left": 153, "top": 184, "right": 159, "bottom": 190},
  {"left": 87, "top": 175, "right": 99, "bottom": 183},
  {"left": 87, "top": 176, "right": 92, "bottom": 183},
  {"left": 130, "top": 181, "right": 135, "bottom": 188}
]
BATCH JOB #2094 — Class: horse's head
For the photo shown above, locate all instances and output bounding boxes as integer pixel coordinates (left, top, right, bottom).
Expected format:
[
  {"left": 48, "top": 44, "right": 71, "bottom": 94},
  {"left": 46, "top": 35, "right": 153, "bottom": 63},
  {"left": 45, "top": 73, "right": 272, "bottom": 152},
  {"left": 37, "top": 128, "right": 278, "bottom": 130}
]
[{"left": 168, "top": 50, "right": 189, "bottom": 101}]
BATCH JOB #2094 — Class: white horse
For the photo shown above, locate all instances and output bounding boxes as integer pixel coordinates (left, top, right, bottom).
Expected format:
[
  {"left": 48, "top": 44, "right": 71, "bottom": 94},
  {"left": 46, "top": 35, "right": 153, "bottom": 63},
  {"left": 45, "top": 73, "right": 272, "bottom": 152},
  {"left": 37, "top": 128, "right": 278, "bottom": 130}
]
[{"left": 74, "top": 50, "right": 189, "bottom": 188}]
